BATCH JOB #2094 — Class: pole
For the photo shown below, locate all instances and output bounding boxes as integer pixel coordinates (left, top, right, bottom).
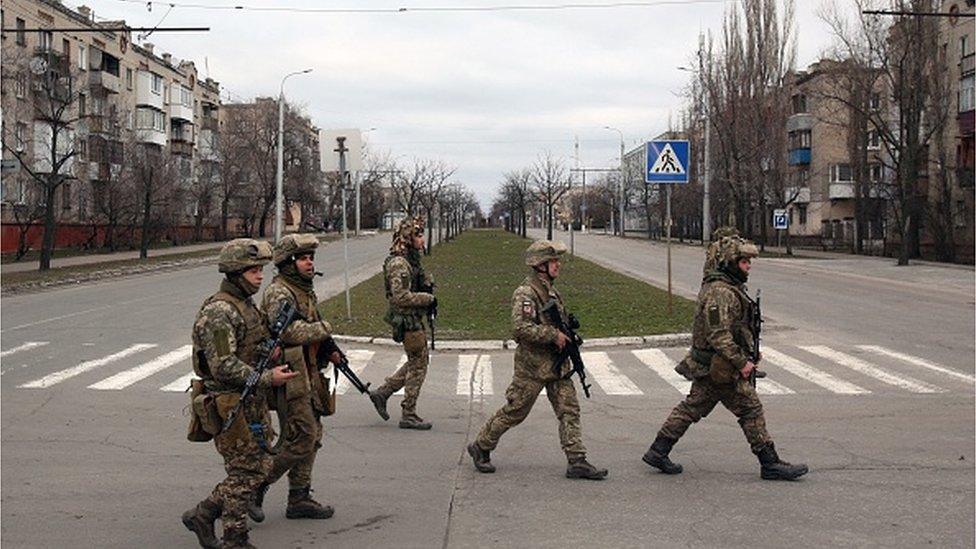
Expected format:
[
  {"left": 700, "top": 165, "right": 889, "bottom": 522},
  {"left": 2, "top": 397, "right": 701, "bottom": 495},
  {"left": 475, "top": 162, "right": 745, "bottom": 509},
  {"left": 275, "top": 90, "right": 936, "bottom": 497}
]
[
  {"left": 581, "top": 170, "right": 587, "bottom": 232},
  {"left": 619, "top": 138, "right": 626, "bottom": 238},
  {"left": 275, "top": 92, "right": 285, "bottom": 243},
  {"left": 666, "top": 184, "right": 673, "bottom": 316},
  {"left": 702, "top": 91, "right": 711, "bottom": 245},
  {"left": 355, "top": 171, "right": 361, "bottom": 235},
  {"left": 336, "top": 137, "right": 352, "bottom": 320}
]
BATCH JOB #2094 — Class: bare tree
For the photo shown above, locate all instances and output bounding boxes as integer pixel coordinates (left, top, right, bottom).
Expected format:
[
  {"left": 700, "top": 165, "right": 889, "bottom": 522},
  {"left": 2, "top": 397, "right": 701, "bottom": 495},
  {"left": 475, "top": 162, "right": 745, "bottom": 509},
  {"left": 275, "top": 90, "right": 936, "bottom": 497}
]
[
  {"left": 531, "top": 152, "right": 570, "bottom": 240},
  {"left": 126, "top": 142, "right": 179, "bottom": 258}
]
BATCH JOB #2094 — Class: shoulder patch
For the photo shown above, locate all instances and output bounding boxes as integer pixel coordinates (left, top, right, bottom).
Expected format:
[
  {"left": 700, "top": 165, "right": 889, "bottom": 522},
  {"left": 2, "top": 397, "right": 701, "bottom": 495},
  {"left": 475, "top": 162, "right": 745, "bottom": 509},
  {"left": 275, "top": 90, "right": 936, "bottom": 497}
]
[
  {"left": 214, "top": 326, "right": 232, "bottom": 358},
  {"left": 707, "top": 304, "right": 721, "bottom": 327},
  {"left": 521, "top": 299, "right": 536, "bottom": 320}
]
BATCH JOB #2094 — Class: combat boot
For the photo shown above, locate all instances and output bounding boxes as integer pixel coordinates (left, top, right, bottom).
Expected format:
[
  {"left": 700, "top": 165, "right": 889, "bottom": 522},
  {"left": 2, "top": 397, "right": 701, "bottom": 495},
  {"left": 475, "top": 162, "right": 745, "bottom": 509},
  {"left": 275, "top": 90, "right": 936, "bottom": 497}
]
[
  {"left": 757, "top": 443, "right": 808, "bottom": 481},
  {"left": 369, "top": 390, "right": 390, "bottom": 421},
  {"left": 642, "top": 435, "right": 683, "bottom": 475},
  {"left": 565, "top": 457, "right": 608, "bottom": 480},
  {"left": 181, "top": 498, "right": 221, "bottom": 549},
  {"left": 399, "top": 413, "right": 432, "bottom": 430},
  {"left": 754, "top": 370, "right": 767, "bottom": 379},
  {"left": 247, "top": 482, "right": 269, "bottom": 523},
  {"left": 467, "top": 442, "right": 496, "bottom": 473},
  {"left": 286, "top": 487, "right": 335, "bottom": 519},
  {"left": 221, "top": 526, "right": 256, "bottom": 549}
]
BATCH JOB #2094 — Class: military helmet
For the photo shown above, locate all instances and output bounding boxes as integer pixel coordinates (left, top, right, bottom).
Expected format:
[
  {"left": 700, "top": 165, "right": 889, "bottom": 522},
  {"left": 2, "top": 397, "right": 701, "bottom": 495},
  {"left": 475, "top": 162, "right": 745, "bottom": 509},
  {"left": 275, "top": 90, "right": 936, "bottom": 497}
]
[
  {"left": 715, "top": 236, "right": 759, "bottom": 265},
  {"left": 218, "top": 238, "right": 273, "bottom": 273},
  {"left": 391, "top": 216, "right": 425, "bottom": 254},
  {"left": 273, "top": 233, "right": 319, "bottom": 265},
  {"left": 524, "top": 240, "right": 568, "bottom": 267},
  {"left": 711, "top": 225, "right": 739, "bottom": 242}
]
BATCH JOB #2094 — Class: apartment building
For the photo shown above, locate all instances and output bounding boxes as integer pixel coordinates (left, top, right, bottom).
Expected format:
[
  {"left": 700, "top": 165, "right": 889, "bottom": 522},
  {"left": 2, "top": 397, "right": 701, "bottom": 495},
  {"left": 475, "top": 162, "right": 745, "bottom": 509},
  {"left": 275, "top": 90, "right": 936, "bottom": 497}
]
[{"left": 0, "top": 0, "right": 221, "bottom": 250}]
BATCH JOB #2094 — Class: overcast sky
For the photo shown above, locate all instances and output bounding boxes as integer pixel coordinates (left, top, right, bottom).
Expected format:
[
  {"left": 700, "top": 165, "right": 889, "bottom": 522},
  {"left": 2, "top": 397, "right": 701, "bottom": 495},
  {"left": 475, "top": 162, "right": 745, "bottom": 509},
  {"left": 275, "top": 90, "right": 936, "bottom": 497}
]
[{"left": 83, "top": 0, "right": 849, "bottom": 210}]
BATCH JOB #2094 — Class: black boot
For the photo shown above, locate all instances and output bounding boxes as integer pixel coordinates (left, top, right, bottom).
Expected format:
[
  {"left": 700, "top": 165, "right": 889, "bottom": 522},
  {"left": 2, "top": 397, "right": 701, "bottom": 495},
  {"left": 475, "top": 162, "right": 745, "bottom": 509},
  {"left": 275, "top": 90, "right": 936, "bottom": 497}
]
[
  {"left": 369, "top": 390, "right": 390, "bottom": 421},
  {"left": 754, "top": 370, "right": 767, "bottom": 379},
  {"left": 757, "top": 443, "right": 808, "bottom": 481},
  {"left": 181, "top": 498, "right": 221, "bottom": 549},
  {"left": 642, "top": 435, "right": 683, "bottom": 475},
  {"left": 221, "top": 526, "right": 257, "bottom": 549},
  {"left": 566, "top": 457, "right": 608, "bottom": 480},
  {"left": 467, "top": 442, "right": 496, "bottom": 473},
  {"left": 247, "top": 482, "right": 269, "bottom": 523},
  {"left": 286, "top": 487, "right": 335, "bottom": 519}
]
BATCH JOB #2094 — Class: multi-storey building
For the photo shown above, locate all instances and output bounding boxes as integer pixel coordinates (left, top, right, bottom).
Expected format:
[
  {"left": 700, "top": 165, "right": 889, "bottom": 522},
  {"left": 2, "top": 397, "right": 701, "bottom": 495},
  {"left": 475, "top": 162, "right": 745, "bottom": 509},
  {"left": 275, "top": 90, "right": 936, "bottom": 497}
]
[{"left": 1, "top": 0, "right": 222, "bottom": 250}]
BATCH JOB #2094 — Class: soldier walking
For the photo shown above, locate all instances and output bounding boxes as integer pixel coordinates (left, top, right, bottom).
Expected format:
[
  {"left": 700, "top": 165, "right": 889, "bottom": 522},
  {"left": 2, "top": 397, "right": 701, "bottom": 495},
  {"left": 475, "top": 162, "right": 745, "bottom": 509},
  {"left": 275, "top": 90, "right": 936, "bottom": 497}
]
[
  {"left": 248, "top": 234, "right": 343, "bottom": 524},
  {"left": 370, "top": 217, "right": 437, "bottom": 430},
  {"left": 182, "top": 239, "right": 298, "bottom": 549},
  {"left": 642, "top": 237, "right": 808, "bottom": 481},
  {"left": 467, "top": 240, "right": 607, "bottom": 480}
]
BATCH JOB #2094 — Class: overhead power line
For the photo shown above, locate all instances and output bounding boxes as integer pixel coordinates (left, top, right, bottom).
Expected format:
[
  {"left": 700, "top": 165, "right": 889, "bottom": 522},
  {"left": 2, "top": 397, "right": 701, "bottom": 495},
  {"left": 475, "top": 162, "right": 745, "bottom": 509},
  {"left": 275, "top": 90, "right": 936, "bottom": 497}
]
[
  {"left": 110, "top": 0, "right": 732, "bottom": 14},
  {"left": 862, "top": 9, "right": 974, "bottom": 18}
]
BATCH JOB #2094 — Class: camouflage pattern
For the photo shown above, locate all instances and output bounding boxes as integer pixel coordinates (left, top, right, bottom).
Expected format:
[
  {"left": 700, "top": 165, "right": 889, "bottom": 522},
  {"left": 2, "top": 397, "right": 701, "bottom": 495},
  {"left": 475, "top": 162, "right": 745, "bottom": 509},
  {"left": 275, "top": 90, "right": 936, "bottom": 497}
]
[
  {"left": 524, "top": 239, "right": 568, "bottom": 267},
  {"left": 218, "top": 238, "right": 273, "bottom": 273},
  {"left": 190, "top": 277, "right": 273, "bottom": 545},
  {"left": 474, "top": 273, "right": 586, "bottom": 459},
  {"left": 657, "top": 376, "right": 771, "bottom": 453},
  {"left": 261, "top": 274, "right": 332, "bottom": 490},
  {"left": 690, "top": 271, "right": 756, "bottom": 373},
  {"left": 703, "top": 226, "right": 739, "bottom": 275},
  {"left": 390, "top": 216, "right": 425, "bottom": 255},
  {"left": 377, "top": 330, "right": 430, "bottom": 416},
  {"left": 273, "top": 233, "right": 319, "bottom": 266}
]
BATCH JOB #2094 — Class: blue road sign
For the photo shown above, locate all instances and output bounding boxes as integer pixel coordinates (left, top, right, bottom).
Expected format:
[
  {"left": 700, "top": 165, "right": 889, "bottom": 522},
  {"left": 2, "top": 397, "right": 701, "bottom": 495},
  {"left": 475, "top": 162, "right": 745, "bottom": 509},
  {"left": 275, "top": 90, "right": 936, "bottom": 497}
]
[
  {"left": 645, "top": 140, "right": 690, "bottom": 184},
  {"left": 773, "top": 209, "right": 789, "bottom": 230}
]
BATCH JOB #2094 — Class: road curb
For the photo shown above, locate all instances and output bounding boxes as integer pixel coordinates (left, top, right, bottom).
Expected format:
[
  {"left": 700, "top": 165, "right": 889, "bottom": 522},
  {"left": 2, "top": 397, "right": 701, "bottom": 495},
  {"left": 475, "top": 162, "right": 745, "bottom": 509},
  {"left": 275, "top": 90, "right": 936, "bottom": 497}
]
[{"left": 333, "top": 332, "right": 692, "bottom": 350}]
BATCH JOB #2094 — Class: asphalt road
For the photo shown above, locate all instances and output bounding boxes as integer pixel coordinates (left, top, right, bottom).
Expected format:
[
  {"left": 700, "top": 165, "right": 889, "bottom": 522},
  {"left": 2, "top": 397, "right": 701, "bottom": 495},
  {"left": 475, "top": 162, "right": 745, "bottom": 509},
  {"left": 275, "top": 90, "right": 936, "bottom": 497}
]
[{"left": 2, "top": 229, "right": 973, "bottom": 548}]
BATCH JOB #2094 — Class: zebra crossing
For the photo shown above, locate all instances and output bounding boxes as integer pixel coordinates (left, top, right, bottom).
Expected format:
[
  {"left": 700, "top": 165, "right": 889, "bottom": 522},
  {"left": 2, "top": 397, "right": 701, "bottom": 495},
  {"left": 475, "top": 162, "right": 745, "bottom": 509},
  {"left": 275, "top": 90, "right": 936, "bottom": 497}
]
[{"left": 2, "top": 339, "right": 973, "bottom": 398}]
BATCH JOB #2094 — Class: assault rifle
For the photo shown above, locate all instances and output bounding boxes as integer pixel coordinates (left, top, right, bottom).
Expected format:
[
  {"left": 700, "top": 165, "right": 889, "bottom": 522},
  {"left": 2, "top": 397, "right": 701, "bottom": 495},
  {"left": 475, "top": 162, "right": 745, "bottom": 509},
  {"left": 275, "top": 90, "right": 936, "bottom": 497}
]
[
  {"left": 317, "top": 337, "right": 372, "bottom": 395},
  {"left": 541, "top": 299, "right": 592, "bottom": 399},
  {"left": 748, "top": 289, "right": 762, "bottom": 388},
  {"left": 420, "top": 281, "right": 437, "bottom": 350},
  {"left": 221, "top": 301, "right": 298, "bottom": 442}
]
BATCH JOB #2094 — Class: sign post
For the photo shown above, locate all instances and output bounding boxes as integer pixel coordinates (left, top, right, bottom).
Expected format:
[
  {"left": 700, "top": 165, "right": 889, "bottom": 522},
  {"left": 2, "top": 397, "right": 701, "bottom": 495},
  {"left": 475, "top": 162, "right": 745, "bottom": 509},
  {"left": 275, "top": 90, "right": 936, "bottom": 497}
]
[
  {"left": 773, "top": 208, "right": 789, "bottom": 249},
  {"left": 645, "top": 140, "right": 690, "bottom": 315}
]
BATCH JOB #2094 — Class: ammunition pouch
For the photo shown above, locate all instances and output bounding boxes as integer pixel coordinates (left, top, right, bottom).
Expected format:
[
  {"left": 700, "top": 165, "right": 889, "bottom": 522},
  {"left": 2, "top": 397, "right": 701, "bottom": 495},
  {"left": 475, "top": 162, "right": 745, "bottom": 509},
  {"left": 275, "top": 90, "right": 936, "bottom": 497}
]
[
  {"left": 316, "top": 374, "right": 336, "bottom": 417},
  {"left": 385, "top": 310, "right": 408, "bottom": 343},
  {"left": 213, "top": 392, "right": 249, "bottom": 442},
  {"left": 282, "top": 346, "right": 310, "bottom": 401},
  {"left": 187, "top": 378, "right": 218, "bottom": 442},
  {"left": 708, "top": 354, "right": 738, "bottom": 385},
  {"left": 674, "top": 352, "right": 711, "bottom": 381}
]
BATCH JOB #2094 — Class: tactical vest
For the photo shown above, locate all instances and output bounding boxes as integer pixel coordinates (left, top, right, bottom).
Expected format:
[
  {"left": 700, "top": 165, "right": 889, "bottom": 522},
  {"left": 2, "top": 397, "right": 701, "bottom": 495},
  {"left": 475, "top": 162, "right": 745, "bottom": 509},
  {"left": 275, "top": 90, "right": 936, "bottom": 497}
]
[
  {"left": 193, "top": 291, "right": 267, "bottom": 382},
  {"left": 690, "top": 278, "right": 754, "bottom": 360},
  {"left": 384, "top": 254, "right": 426, "bottom": 324},
  {"left": 524, "top": 275, "right": 567, "bottom": 326}
]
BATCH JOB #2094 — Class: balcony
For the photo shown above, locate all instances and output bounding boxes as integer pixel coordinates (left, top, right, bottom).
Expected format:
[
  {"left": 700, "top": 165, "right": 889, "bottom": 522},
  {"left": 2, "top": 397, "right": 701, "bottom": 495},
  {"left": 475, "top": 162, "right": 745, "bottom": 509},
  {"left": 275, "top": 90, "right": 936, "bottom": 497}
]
[
  {"left": 170, "top": 139, "right": 193, "bottom": 156},
  {"left": 32, "top": 47, "right": 70, "bottom": 76},
  {"left": 200, "top": 116, "right": 219, "bottom": 132},
  {"left": 169, "top": 102, "right": 194, "bottom": 122},
  {"left": 136, "top": 128, "right": 167, "bottom": 147},
  {"left": 961, "top": 53, "right": 974, "bottom": 78},
  {"left": 135, "top": 71, "right": 164, "bottom": 110},
  {"left": 786, "top": 113, "right": 814, "bottom": 133},
  {"left": 89, "top": 71, "right": 120, "bottom": 94},
  {"left": 784, "top": 186, "right": 811, "bottom": 203},
  {"left": 89, "top": 161, "right": 111, "bottom": 181},
  {"left": 788, "top": 148, "right": 811, "bottom": 165},
  {"left": 829, "top": 182, "right": 854, "bottom": 199}
]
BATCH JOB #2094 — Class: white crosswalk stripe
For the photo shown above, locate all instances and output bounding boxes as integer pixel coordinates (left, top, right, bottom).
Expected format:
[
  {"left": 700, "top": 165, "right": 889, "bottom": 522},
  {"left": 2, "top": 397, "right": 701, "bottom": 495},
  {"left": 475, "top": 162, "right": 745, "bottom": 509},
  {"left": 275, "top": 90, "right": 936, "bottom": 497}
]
[
  {"left": 393, "top": 354, "right": 407, "bottom": 395},
  {"left": 755, "top": 377, "right": 795, "bottom": 395},
  {"left": 632, "top": 349, "right": 690, "bottom": 394},
  {"left": 336, "top": 350, "right": 375, "bottom": 395},
  {"left": 858, "top": 346, "right": 975, "bottom": 383},
  {"left": 582, "top": 351, "right": 643, "bottom": 395},
  {"left": 0, "top": 341, "right": 49, "bottom": 358},
  {"left": 801, "top": 346, "right": 945, "bottom": 394},
  {"left": 762, "top": 347, "right": 868, "bottom": 395},
  {"left": 20, "top": 344, "right": 157, "bottom": 389},
  {"left": 161, "top": 372, "right": 196, "bottom": 392},
  {"left": 456, "top": 354, "right": 494, "bottom": 398},
  {"left": 89, "top": 346, "right": 192, "bottom": 390}
]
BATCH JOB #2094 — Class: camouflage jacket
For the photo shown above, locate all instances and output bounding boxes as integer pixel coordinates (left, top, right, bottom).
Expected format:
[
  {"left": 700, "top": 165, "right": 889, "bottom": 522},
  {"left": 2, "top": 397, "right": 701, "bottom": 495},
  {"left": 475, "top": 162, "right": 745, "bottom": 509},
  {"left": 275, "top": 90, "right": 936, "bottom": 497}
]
[
  {"left": 512, "top": 273, "right": 568, "bottom": 380},
  {"left": 691, "top": 271, "right": 754, "bottom": 370},
  {"left": 384, "top": 252, "right": 434, "bottom": 331},
  {"left": 262, "top": 275, "right": 333, "bottom": 404},
  {"left": 192, "top": 280, "right": 273, "bottom": 394}
]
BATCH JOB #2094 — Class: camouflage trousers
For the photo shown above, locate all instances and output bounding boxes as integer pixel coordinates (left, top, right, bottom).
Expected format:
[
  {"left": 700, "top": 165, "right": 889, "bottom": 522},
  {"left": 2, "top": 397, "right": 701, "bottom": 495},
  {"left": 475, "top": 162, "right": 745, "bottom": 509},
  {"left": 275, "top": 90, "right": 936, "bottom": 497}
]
[
  {"left": 266, "top": 395, "right": 323, "bottom": 490},
  {"left": 657, "top": 377, "right": 771, "bottom": 453},
  {"left": 475, "top": 369, "right": 586, "bottom": 459},
  {"left": 378, "top": 330, "right": 429, "bottom": 416},
  {"left": 209, "top": 402, "right": 273, "bottom": 539}
]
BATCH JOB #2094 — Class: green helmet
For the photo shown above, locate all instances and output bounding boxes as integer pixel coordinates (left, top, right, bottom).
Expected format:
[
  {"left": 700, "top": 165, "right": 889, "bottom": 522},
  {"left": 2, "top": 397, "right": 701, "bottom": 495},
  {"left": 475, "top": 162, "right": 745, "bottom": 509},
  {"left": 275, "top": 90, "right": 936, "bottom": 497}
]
[
  {"left": 273, "top": 233, "right": 318, "bottom": 265},
  {"left": 524, "top": 240, "right": 567, "bottom": 267},
  {"left": 218, "top": 238, "right": 273, "bottom": 273},
  {"left": 715, "top": 236, "right": 759, "bottom": 266},
  {"left": 391, "top": 216, "right": 425, "bottom": 255},
  {"left": 711, "top": 225, "right": 739, "bottom": 242}
]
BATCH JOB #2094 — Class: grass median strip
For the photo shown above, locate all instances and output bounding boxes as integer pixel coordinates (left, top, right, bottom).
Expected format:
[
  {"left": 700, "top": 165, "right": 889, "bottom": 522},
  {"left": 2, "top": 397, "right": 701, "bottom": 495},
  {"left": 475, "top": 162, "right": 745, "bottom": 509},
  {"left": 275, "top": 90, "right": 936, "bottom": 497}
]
[{"left": 318, "top": 229, "right": 695, "bottom": 340}]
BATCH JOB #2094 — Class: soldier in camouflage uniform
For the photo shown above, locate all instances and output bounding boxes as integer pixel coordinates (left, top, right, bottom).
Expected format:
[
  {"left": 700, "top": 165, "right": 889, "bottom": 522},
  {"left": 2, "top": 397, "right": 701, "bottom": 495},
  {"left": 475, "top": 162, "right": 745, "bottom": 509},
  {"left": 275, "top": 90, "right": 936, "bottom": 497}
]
[
  {"left": 248, "top": 234, "right": 343, "bottom": 524},
  {"left": 369, "top": 217, "right": 437, "bottom": 430},
  {"left": 467, "top": 240, "right": 608, "bottom": 480},
  {"left": 642, "top": 237, "right": 808, "bottom": 481},
  {"left": 182, "top": 239, "right": 298, "bottom": 549},
  {"left": 702, "top": 226, "right": 739, "bottom": 276}
]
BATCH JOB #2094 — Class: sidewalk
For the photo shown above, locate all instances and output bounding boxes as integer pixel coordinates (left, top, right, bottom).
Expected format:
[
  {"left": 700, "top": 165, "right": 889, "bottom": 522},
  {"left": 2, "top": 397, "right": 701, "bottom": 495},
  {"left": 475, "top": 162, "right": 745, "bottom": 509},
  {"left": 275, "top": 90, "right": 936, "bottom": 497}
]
[{"left": 1, "top": 241, "right": 225, "bottom": 274}]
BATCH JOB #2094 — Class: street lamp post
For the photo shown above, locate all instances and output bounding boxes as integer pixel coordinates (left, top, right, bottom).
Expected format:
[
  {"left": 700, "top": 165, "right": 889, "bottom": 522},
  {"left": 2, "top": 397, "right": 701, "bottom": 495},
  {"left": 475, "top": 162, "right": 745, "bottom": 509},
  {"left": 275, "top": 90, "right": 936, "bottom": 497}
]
[
  {"left": 275, "top": 68, "right": 312, "bottom": 244},
  {"left": 604, "top": 126, "right": 625, "bottom": 237}
]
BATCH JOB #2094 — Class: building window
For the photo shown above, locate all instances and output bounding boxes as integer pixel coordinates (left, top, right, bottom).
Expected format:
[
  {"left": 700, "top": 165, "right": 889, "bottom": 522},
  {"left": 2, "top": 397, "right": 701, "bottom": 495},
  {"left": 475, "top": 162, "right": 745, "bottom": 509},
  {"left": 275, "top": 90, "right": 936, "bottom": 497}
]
[
  {"left": 62, "top": 182, "right": 72, "bottom": 210},
  {"left": 870, "top": 163, "right": 883, "bottom": 183},
  {"left": 78, "top": 45, "right": 87, "bottom": 70},
  {"left": 15, "top": 123, "right": 27, "bottom": 151},
  {"left": 16, "top": 18, "right": 26, "bottom": 46},
  {"left": 39, "top": 30, "right": 53, "bottom": 51},
  {"left": 15, "top": 73, "right": 27, "bottom": 98},
  {"left": 867, "top": 130, "right": 880, "bottom": 150},
  {"left": 151, "top": 73, "right": 163, "bottom": 94},
  {"left": 830, "top": 164, "right": 854, "bottom": 183},
  {"left": 78, "top": 93, "right": 86, "bottom": 117},
  {"left": 789, "top": 129, "right": 811, "bottom": 149},
  {"left": 126, "top": 68, "right": 133, "bottom": 90},
  {"left": 179, "top": 86, "right": 192, "bottom": 107},
  {"left": 798, "top": 204, "right": 808, "bottom": 225},
  {"left": 78, "top": 139, "right": 88, "bottom": 160},
  {"left": 62, "top": 38, "right": 71, "bottom": 61},
  {"left": 956, "top": 200, "right": 968, "bottom": 228},
  {"left": 960, "top": 75, "right": 975, "bottom": 113},
  {"left": 963, "top": 35, "right": 970, "bottom": 58},
  {"left": 869, "top": 93, "right": 881, "bottom": 111},
  {"left": 136, "top": 107, "right": 166, "bottom": 131},
  {"left": 791, "top": 94, "right": 807, "bottom": 114}
]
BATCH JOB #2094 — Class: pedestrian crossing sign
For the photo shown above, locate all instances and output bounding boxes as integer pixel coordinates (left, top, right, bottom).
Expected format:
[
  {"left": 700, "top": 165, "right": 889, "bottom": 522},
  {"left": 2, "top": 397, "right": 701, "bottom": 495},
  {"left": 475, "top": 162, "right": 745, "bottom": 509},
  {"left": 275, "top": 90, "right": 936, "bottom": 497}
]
[{"left": 645, "top": 140, "right": 690, "bottom": 184}]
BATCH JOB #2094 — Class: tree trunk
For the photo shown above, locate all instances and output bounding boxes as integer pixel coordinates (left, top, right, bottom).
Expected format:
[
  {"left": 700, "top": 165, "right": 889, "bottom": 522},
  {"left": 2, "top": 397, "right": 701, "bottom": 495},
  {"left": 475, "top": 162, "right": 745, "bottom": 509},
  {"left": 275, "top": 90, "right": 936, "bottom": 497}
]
[
  {"left": 140, "top": 168, "right": 153, "bottom": 260},
  {"left": 220, "top": 198, "right": 230, "bottom": 240},
  {"left": 546, "top": 203, "right": 553, "bottom": 240},
  {"left": 39, "top": 183, "right": 59, "bottom": 271}
]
